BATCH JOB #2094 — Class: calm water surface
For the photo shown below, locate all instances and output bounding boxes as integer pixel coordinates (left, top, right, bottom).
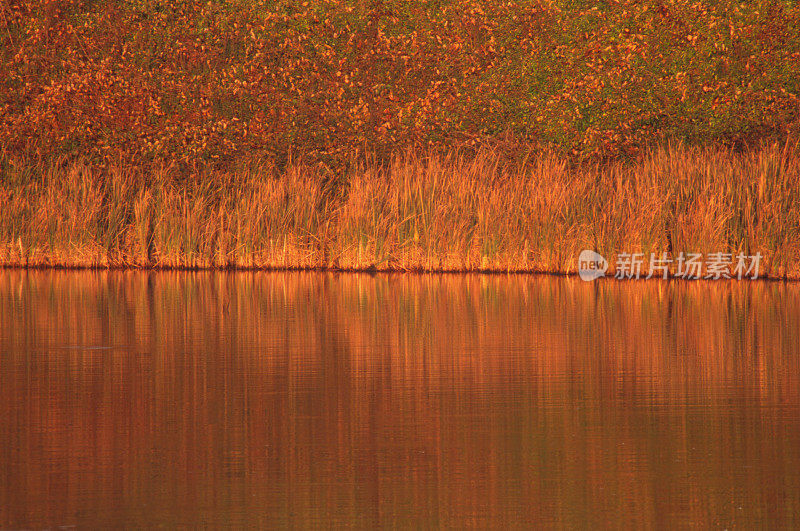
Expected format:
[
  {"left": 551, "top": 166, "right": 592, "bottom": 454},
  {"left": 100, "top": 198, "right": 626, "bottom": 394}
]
[{"left": 1, "top": 271, "right": 799, "bottom": 528}]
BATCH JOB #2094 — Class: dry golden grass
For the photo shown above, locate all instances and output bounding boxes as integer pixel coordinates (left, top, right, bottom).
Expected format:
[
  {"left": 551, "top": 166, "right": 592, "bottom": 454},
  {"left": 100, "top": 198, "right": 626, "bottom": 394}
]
[{"left": 1, "top": 142, "right": 798, "bottom": 278}]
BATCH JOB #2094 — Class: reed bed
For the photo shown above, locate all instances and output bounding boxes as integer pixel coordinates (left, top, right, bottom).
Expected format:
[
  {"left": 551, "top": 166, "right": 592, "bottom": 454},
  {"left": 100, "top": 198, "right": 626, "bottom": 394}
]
[{"left": 1, "top": 143, "right": 799, "bottom": 278}]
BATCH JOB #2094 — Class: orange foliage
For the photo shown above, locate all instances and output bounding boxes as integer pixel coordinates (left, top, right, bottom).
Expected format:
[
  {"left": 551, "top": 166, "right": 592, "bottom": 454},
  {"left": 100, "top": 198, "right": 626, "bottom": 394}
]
[{"left": 1, "top": 0, "right": 799, "bottom": 169}]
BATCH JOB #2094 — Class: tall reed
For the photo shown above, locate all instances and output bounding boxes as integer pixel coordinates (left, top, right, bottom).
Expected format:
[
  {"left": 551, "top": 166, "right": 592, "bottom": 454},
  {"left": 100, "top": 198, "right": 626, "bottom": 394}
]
[{"left": 1, "top": 143, "right": 798, "bottom": 278}]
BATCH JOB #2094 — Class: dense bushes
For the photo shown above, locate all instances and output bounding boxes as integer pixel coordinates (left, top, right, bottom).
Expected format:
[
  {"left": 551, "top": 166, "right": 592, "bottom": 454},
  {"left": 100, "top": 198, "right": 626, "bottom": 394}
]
[{"left": 2, "top": 0, "right": 799, "bottom": 169}]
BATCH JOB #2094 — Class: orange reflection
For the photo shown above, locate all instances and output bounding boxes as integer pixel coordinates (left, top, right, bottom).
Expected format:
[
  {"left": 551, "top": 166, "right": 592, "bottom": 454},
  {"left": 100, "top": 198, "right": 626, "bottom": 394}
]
[{"left": 0, "top": 271, "right": 798, "bottom": 527}]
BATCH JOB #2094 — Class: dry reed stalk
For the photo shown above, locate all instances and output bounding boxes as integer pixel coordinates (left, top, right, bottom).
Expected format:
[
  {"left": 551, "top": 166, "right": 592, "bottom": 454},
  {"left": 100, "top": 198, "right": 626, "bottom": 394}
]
[{"left": 1, "top": 144, "right": 798, "bottom": 278}]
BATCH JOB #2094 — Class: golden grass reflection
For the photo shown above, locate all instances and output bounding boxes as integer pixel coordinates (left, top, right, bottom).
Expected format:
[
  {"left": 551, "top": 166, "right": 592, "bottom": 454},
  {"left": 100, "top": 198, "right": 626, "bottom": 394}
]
[{"left": 1, "top": 271, "right": 799, "bottom": 527}]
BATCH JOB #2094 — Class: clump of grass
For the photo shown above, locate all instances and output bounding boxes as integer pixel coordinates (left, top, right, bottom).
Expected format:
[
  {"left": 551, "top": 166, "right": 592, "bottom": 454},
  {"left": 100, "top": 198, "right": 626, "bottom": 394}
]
[{"left": 1, "top": 143, "right": 798, "bottom": 278}]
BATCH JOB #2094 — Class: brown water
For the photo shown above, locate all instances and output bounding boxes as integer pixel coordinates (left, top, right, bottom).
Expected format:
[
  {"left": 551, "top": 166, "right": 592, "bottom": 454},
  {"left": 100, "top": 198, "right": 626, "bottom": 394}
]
[{"left": 0, "top": 271, "right": 799, "bottom": 528}]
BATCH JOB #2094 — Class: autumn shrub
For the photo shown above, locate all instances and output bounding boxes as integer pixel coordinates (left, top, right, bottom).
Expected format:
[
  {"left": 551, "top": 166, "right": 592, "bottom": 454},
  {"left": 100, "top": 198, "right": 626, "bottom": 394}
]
[{"left": 1, "top": 0, "right": 799, "bottom": 169}]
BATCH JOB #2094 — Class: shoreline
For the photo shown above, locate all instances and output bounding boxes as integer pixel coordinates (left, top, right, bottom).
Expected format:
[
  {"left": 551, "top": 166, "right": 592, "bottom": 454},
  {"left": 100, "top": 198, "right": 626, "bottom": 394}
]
[{"left": 1, "top": 263, "right": 797, "bottom": 282}]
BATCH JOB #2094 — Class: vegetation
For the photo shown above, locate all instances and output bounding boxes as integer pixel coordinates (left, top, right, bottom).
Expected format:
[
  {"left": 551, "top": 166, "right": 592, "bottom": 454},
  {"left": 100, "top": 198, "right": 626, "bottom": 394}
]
[
  {"left": 1, "top": 143, "right": 798, "bottom": 278},
  {"left": 1, "top": 1, "right": 799, "bottom": 276},
  {"left": 1, "top": 0, "right": 799, "bottom": 167}
]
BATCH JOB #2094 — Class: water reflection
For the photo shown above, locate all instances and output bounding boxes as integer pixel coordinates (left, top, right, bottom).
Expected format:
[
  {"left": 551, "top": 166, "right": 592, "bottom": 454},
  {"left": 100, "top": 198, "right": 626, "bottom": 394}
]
[{"left": 1, "top": 271, "right": 799, "bottom": 527}]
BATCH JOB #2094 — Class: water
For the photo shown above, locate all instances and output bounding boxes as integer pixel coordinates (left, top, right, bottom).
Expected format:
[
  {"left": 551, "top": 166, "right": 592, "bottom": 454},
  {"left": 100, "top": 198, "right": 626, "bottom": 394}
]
[{"left": 1, "top": 271, "right": 799, "bottom": 528}]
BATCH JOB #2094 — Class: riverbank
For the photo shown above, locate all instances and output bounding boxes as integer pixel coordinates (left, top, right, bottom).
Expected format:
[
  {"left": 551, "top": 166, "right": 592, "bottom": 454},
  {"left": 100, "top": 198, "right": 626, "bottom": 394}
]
[{"left": 2, "top": 143, "right": 798, "bottom": 279}]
